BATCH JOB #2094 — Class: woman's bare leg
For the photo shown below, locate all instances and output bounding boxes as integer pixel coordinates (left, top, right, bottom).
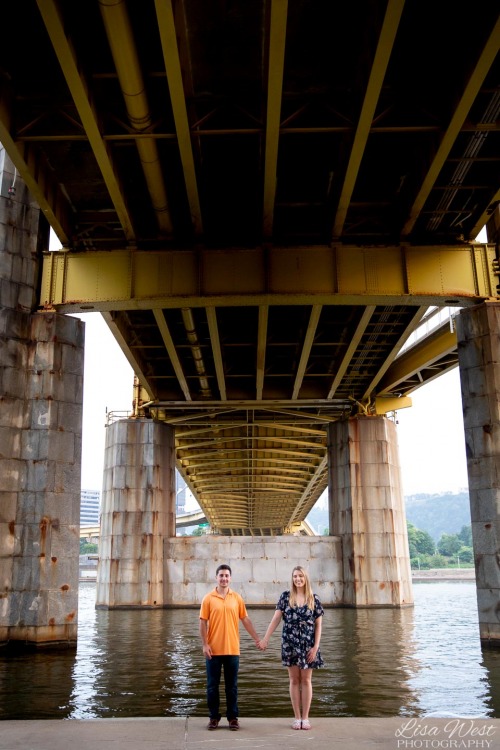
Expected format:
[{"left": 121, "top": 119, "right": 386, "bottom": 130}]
[
  {"left": 299, "top": 669, "right": 313, "bottom": 720},
  {"left": 287, "top": 666, "right": 302, "bottom": 719}
]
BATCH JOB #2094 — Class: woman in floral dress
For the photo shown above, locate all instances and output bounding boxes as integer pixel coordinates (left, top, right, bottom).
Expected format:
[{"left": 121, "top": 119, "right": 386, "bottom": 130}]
[{"left": 259, "top": 566, "right": 324, "bottom": 730}]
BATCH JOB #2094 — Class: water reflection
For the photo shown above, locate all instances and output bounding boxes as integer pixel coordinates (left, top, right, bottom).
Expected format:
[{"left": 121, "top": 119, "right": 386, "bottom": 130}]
[
  {"left": 480, "top": 648, "right": 500, "bottom": 717},
  {"left": 0, "top": 649, "right": 76, "bottom": 719},
  {"left": 1, "top": 581, "right": 499, "bottom": 719},
  {"left": 332, "top": 607, "right": 421, "bottom": 716}
]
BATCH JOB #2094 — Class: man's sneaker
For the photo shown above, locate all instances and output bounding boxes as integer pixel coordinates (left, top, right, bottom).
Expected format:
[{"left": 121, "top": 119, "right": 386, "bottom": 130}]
[
  {"left": 207, "top": 718, "right": 219, "bottom": 730},
  {"left": 228, "top": 719, "right": 239, "bottom": 731}
]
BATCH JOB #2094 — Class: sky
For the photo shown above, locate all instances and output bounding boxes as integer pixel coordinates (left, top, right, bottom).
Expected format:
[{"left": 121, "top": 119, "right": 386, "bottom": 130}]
[{"left": 75, "top": 312, "right": 469, "bottom": 501}]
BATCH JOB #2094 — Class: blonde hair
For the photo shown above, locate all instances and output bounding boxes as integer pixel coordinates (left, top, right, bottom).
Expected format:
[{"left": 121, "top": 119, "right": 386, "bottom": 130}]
[{"left": 289, "top": 566, "right": 315, "bottom": 610}]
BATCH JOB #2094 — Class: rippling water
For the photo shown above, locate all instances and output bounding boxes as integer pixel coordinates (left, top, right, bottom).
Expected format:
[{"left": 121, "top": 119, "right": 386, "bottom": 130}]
[{"left": 1, "top": 581, "right": 500, "bottom": 719}]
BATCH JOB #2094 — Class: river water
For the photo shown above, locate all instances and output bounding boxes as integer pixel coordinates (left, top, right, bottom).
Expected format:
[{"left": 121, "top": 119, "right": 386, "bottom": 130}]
[{"left": 1, "top": 581, "right": 500, "bottom": 720}]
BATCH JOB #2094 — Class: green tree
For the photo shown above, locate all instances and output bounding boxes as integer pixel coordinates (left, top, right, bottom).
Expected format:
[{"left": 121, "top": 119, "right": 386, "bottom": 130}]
[
  {"left": 437, "top": 532, "right": 461, "bottom": 557},
  {"left": 407, "top": 522, "right": 435, "bottom": 556},
  {"left": 429, "top": 553, "right": 449, "bottom": 568},
  {"left": 457, "top": 545, "right": 473, "bottom": 564},
  {"left": 80, "top": 541, "right": 98, "bottom": 554},
  {"left": 457, "top": 525, "right": 472, "bottom": 547}
]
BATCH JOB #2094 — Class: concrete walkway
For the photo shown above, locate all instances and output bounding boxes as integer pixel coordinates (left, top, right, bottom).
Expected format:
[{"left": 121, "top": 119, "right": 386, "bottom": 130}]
[{"left": 1, "top": 716, "right": 499, "bottom": 750}]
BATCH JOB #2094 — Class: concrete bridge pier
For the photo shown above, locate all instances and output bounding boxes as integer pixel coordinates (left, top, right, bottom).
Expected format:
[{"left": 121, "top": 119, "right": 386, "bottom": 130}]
[
  {"left": 457, "top": 302, "right": 500, "bottom": 647},
  {"left": 327, "top": 416, "right": 413, "bottom": 607},
  {"left": 96, "top": 419, "right": 176, "bottom": 608},
  {"left": 0, "top": 149, "right": 83, "bottom": 647}
]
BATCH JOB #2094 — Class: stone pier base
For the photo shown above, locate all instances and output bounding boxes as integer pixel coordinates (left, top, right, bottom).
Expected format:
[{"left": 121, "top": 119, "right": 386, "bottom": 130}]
[
  {"left": 328, "top": 416, "right": 413, "bottom": 607},
  {"left": 96, "top": 419, "right": 176, "bottom": 608},
  {"left": 0, "top": 148, "right": 83, "bottom": 647},
  {"left": 457, "top": 302, "right": 500, "bottom": 646},
  {"left": 0, "top": 313, "right": 83, "bottom": 646}
]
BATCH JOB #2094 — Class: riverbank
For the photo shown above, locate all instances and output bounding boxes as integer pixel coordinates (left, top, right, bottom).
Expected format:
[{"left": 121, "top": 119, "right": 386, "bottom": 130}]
[
  {"left": 79, "top": 568, "right": 476, "bottom": 583},
  {"left": 412, "top": 567, "right": 475, "bottom": 581}
]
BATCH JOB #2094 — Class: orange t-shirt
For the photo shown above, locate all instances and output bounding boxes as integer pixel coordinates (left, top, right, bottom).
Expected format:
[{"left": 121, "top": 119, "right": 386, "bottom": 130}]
[{"left": 199, "top": 588, "right": 248, "bottom": 655}]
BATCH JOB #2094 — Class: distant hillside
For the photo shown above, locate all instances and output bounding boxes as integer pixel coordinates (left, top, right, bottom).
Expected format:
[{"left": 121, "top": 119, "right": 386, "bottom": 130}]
[
  {"left": 405, "top": 491, "right": 471, "bottom": 542},
  {"left": 307, "top": 491, "right": 471, "bottom": 542}
]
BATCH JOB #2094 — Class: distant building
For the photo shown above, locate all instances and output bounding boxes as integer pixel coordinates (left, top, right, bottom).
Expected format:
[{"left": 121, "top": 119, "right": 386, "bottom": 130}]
[
  {"left": 176, "top": 472, "right": 187, "bottom": 514},
  {"left": 81, "top": 489, "right": 100, "bottom": 526},
  {"left": 176, "top": 471, "right": 199, "bottom": 515}
]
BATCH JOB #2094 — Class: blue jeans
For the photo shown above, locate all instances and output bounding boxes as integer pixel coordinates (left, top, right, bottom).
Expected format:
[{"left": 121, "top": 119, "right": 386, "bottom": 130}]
[{"left": 206, "top": 655, "right": 239, "bottom": 720}]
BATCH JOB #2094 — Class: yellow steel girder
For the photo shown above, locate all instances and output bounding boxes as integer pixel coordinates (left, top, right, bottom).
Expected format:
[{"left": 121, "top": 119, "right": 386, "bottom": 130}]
[
  {"left": 377, "top": 323, "right": 458, "bottom": 395},
  {"left": 41, "top": 243, "right": 498, "bottom": 311}
]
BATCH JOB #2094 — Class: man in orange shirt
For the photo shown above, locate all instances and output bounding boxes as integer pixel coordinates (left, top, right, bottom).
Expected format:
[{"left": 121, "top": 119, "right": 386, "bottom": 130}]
[{"left": 199, "top": 563, "right": 261, "bottom": 731}]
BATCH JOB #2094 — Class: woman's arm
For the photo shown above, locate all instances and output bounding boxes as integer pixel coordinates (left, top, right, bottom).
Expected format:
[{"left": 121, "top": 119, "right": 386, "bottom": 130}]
[
  {"left": 258, "top": 609, "right": 283, "bottom": 649},
  {"left": 306, "top": 614, "right": 322, "bottom": 663}
]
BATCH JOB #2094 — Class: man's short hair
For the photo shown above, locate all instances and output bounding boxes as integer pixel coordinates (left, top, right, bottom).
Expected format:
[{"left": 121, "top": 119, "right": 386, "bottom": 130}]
[{"left": 216, "top": 564, "right": 232, "bottom": 575}]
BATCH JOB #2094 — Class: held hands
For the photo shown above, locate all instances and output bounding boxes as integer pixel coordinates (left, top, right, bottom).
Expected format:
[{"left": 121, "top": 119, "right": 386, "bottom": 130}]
[{"left": 256, "top": 638, "right": 268, "bottom": 651}]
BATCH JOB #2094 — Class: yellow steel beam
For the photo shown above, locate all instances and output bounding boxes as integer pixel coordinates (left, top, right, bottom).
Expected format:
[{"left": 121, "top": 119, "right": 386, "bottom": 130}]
[
  {"left": 327, "top": 306, "right": 375, "bottom": 399},
  {"left": 401, "top": 15, "right": 500, "bottom": 237},
  {"left": 375, "top": 395, "right": 412, "bottom": 413},
  {"left": 362, "top": 306, "right": 428, "bottom": 398},
  {"left": 177, "top": 434, "right": 323, "bottom": 450},
  {"left": 40, "top": 243, "right": 499, "bottom": 311},
  {"left": 256, "top": 306, "right": 269, "bottom": 400},
  {"left": 155, "top": 0, "right": 203, "bottom": 237},
  {"left": 101, "top": 312, "right": 156, "bottom": 399},
  {"left": 99, "top": 0, "right": 172, "bottom": 236},
  {"left": 153, "top": 309, "right": 192, "bottom": 401},
  {"left": 79, "top": 526, "right": 100, "bottom": 539},
  {"left": 183, "top": 456, "right": 317, "bottom": 469},
  {"left": 0, "top": 83, "right": 71, "bottom": 244},
  {"left": 471, "top": 186, "right": 500, "bottom": 242},
  {"left": 292, "top": 305, "right": 322, "bottom": 399},
  {"left": 36, "top": 0, "right": 135, "bottom": 242},
  {"left": 377, "top": 323, "right": 457, "bottom": 394},
  {"left": 175, "top": 423, "right": 250, "bottom": 438},
  {"left": 332, "top": 0, "right": 405, "bottom": 238},
  {"left": 206, "top": 307, "right": 227, "bottom": 400},
  {"left": 263, "top": 0, "right": 288, "bottom": 239},
  {"left": 253, "top": 422, "right": 326, "bottom": 436},
  {"left": 289, "top": 455, "right": 328, "bottom": 523}
]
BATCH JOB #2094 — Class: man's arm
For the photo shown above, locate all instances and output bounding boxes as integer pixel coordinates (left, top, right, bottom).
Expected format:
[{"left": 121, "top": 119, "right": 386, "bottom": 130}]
[
  {"left": 199, "top": 618, "right": 212, "bottom": 659},
  {"left": 241, "top": 615, "right": 261, "bottom": 647}
]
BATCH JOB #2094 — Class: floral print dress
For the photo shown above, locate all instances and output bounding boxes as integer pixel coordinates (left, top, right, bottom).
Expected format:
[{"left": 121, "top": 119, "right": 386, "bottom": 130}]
[{"left": 276, "top": 590, "right": 324, "bottom": 669}]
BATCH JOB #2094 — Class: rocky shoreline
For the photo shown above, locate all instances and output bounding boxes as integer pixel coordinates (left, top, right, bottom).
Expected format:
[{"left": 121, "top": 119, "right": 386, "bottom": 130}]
[{"left": 412, "top": 567, "right": 475, "bottom": 581}]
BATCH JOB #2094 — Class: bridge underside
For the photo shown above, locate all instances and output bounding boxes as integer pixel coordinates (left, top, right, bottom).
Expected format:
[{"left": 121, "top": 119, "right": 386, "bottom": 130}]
[
  {"left": 43, "top": 244, "right": 495, "bottom": 533},
  {"left": 1, "top": 1, "right": 499, "bottom": 534}
]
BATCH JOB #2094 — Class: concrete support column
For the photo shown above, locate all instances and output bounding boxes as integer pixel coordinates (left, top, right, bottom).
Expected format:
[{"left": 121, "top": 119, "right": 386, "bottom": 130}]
[
  {"left": 456, "top": 302, "right": 500, "bottom": 646},
  {"left": 328, "top": 416, "right": 413, "bottom": 607},
  {"left": 0, "top": 148, "right": 84, "bottom": 645},
  {"left": 96, "top": 419, "right": 176, "bottom": 608}
]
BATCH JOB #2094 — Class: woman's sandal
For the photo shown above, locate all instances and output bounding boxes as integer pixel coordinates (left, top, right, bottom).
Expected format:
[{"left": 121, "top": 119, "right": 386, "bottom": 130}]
[
  {"left": 301, "top": 719, "right": 311, "bottom": 730},
  {"left": 291, "top": 719, "right": 302, "bottom": 730}
]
